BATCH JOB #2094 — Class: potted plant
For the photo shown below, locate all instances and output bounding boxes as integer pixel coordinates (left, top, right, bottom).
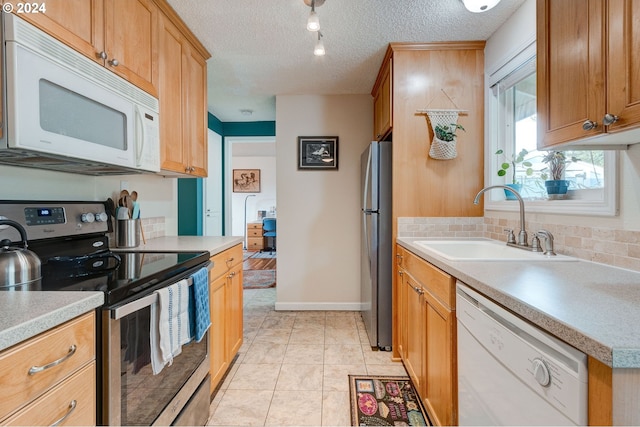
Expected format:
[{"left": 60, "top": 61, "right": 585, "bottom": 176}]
[
  {"left": 541, "top": 151, "right": 577, "bottom": 198},
  {"left": 495, "top": 148, "right": 533, "bottom": 199},
  {"left": 434, "top": 123, "right": 465, "bottom": 142}
]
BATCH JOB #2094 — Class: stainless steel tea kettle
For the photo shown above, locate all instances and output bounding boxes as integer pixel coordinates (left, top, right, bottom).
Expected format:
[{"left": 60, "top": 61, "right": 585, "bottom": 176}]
[{"left": 0, "top": 220, "right": 41, "bottom": 290}]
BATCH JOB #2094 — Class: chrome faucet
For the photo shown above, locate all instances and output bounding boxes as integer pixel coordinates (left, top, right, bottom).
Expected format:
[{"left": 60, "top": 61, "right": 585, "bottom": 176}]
[
  {"left": 536, "top": 229, "right": 556, "bottom": 255},
  {"left": 473, "top": 185, "right": 528, "bottom": 247}
]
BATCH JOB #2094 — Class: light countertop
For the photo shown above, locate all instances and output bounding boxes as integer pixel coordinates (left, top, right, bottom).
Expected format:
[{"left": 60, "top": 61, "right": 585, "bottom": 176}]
[
  {"left": 0, "top": 291, "right": 104, "bottom": 352},
  {"left": 117, "top": 235, "right": 244, "bottom": 256},
  {"left": 398, "top": 237, "right": 640, "bottom": 368}
]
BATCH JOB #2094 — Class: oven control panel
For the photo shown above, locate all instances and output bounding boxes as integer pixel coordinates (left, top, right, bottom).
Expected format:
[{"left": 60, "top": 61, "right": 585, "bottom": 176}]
[
  {"left": 24, "top": 207, "right": 66, "bottom": 226},
  {"left": 0, "top": 201, "right": 110, "bottom": 242}
]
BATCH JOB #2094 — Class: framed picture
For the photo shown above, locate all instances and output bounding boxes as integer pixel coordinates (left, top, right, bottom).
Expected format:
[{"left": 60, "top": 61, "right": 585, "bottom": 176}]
[
  {"left": 233, "top": 169, "right": 261, "bottom": 192},
  {"left": 297, "top": 136, "right": 339, "bottom": 170}
]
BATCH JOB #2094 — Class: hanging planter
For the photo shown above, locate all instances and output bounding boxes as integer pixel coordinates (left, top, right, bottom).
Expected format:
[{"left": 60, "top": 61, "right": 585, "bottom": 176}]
[{"left": 425, "top": 110, "right": 465, "bottom": 160}]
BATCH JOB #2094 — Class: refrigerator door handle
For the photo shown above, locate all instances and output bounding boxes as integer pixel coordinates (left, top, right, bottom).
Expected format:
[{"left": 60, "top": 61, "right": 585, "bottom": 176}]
[{"left": 362, "top": 209, "right": 377, "bottom": 214}]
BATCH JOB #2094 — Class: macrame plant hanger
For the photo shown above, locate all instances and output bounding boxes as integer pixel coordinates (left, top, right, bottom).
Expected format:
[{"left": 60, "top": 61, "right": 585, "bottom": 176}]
[{"left": 417, "top": 89, "right": 468, "bottom": 160}]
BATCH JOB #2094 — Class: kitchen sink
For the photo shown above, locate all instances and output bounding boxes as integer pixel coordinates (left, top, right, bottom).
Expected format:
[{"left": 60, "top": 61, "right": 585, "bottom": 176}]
[{"left": 413, "top": 239, "right": 576, "bottom": 261}]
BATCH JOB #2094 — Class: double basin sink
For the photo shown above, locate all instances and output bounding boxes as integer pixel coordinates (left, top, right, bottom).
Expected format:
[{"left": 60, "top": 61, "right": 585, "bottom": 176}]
[{"left": 413, "top": 239, "right": 576, "bottom": 262}]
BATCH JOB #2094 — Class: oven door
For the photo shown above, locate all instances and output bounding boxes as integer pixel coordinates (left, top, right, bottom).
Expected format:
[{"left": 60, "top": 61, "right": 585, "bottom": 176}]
[{"left": 102, "top": 291, "right": 209, "bottom": 426}]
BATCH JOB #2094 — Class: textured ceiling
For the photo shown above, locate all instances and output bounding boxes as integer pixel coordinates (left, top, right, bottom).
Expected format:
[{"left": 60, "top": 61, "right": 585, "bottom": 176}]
[{"left": 166, "top": 0, "right": 526, "bottom": 122}]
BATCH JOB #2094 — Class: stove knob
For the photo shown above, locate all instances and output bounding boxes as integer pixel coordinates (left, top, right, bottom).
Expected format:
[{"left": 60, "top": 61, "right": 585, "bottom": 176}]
[
  {"left": 532, "top": 358, "right": 551, "bottom": 387},
  {"left": 95, "top": 212, "right": 108, "bottom": 222},
  {"left": 81, "top": 212, "right": 95, "bottom": 223}
]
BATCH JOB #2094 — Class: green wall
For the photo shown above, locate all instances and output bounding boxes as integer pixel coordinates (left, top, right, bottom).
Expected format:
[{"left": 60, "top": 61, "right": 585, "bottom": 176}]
[{"left": 177, "top": 115, "right": 275, "bottom": 235}]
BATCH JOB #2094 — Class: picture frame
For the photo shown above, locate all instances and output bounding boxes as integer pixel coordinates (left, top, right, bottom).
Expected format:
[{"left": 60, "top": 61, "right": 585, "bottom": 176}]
[
  {"left": 232, "top": 169, "right": 261, "bottom": 192},
  {"left": 297, "top": 136, "right": 339, "bottom": 170}
]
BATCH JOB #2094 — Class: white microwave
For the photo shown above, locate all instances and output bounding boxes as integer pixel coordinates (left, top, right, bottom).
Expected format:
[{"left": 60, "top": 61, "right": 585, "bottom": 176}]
[{"left": 0, "top": 14, "right": 160, "bottom": 175}]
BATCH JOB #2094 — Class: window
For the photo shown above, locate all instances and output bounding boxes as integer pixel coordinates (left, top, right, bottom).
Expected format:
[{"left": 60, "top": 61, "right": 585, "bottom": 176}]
[{"left": 487, "top": 51, "right": 617, "bottom": 216}]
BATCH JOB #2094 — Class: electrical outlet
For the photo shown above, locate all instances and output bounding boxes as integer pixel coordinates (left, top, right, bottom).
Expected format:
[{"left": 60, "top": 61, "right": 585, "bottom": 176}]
[{"left": 120, "top": 181, "right": 129, "bottom": 192}]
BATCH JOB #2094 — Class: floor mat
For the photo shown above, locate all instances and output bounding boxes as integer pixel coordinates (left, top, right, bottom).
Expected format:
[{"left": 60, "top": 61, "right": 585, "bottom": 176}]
[
  {"left": 349, "top": 375, "right": 430, "bottom": 426},
  {"left": 242, "top": 270, "right": 276, "bottom": 289},
  {"left": 250, "top": 252, "right": 276, "bottom": 259}
]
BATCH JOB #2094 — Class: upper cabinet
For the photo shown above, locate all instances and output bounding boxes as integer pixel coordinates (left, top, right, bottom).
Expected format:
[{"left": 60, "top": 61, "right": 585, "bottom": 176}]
[
  {"left": 157, "top": 6, "right": 209, "bottom": 177},
  {"left": 372, "top": 56, "right": 392, "bottom": 141},
  {"left": 537, "top": 0, "right": 640, "bottom": 149},
  {"left": 19, "top": 0, "right": 159, "bottom": 97}
]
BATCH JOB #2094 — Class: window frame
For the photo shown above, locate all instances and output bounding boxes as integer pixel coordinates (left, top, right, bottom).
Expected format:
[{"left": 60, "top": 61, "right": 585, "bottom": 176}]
[{"left": 485, "top": 42, "right": 619, "bottom": 217}]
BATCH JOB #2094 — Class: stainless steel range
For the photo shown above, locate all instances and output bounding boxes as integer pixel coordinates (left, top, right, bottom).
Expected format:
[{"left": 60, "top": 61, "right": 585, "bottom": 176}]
[{"left": 0, "top": 200, "right": 212, "bottom": 426}]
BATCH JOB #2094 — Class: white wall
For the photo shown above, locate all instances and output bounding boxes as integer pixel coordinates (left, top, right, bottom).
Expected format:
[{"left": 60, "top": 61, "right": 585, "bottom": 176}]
[
  {"left": 485, "top": 0, "right": 640, "bottom": 231},
  {"left": 0, "top": 164, "right": 179, "bottom": 233},
  {"left": 231, "top": 154, "right": 277, "bottom": 236},
  {"left": 275, "top": 94, "right": 372, "bottom": 310}
]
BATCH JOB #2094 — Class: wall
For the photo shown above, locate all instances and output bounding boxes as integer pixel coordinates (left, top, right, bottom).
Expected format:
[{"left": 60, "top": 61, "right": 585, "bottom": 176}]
[
  {"left": 0, "top": 164, "right": 177, "bottom": 235},
  {"left": 480, "top": 0, "right": 640, "bottom": 272},
  {"left": 275, "top": 94, "right": 372, "bottom": 310}
]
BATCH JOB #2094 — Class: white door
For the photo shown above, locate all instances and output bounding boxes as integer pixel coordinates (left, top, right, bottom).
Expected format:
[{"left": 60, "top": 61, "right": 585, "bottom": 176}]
[{"left": 204, "top": 129, "right": 223, "bottom": 236}]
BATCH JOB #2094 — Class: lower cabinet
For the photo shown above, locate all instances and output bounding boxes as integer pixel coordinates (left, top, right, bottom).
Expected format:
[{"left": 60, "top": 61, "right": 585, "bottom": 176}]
[
  {"left": 396, "top": 244, "right": 457, "bottom": 426},
  {"left": 0, "top": 312, "right": 97, "bottom": 426},
  {"left": 208, "top": 244, "right": 244, "bottom": 394}
]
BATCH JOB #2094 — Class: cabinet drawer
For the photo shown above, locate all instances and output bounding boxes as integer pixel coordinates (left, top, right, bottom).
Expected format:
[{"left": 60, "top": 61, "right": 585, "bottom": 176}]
[
  {"left": 404, "top": 250, "right": 455, "bottom": 309},
  {"left": 209, "top": 244, "right": 243, "bottom": 280},
  {"left": 247, "top": 237, "right": 264, "bottom": 250},
  {"left": 247, "top": 222, "right": 262, "bottom": 230},
  {"left": 2, "top": 362, "right": 96, "bottom": 426},
  {"left": 247, "top": 228, "right": 262, "bottom": 237},
  {"left": 0, "top": 312, "right": 95, "bottom": 420}
]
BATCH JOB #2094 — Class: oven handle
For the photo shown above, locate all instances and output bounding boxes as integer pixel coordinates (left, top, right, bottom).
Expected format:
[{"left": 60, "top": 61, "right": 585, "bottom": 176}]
[{"left": 110, "top": 261, "right": 212, "bottom": 320}]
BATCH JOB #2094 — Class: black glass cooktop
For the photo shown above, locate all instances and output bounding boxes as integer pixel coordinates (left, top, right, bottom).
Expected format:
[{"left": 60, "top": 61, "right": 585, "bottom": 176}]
[{"left": 32, "top": 236, "right": 209, "bottom": 306}]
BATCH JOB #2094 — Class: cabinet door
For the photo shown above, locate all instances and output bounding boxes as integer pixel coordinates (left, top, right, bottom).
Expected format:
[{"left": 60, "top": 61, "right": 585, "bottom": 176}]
[
  {"left": 537, "top": 0, "right": 606, "bottom": 148},
  {"left": 158, "top": 12, "right": 187, "bottom": 174},
  {"left": 396, "top": 269, "right": 408, "bottom": 360},
  {"left": 404, "top": 274, "right": 425, "bottom": 396},
  {"left": 424, "top": 293, "right": 457, "bottom": 427},
  {"left": 373, "top": 58, "right": 392, "bottom": 140},
  {"left": 226, "top": 266, "right": 244, "bottom": 359},
  {"left": 104, "top": 0, "right": 158, "bottom": 96},
  {"left": 209, "top": 273, "right": 228, "bottom": 394},
  {"left": 182, "top": 45, "right": 208, "bottom": 177},
  {"left": 606, "top": 0, "right": 640, "bottom": 133},
  {"left": 17, "top": 0, "right": 105, "bottom": 65}
]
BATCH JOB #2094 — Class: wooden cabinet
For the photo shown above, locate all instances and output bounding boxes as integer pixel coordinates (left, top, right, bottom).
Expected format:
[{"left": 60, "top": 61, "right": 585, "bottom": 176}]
[
  {"left": 157, "top": 7, "right": 209, "bottom": 177},
  {"left": 537, "top": 0, "right": 640, "bottom": 148},
  {"left": 19, "top": 0, "right": 158, "bottom": 96},
  {"left": 208, "top": 244, "right": 244, "bottom": 394},
  {"left": 380, "top": 42, "right": 484, "bottom": 370},
  {"left": 0, "top": 312, "right": 96, "bottom": 426},
  {"left": 246, "top": 222, "right": 264, "bottom": 251},
  {"left": 372, "top": 56, "right": 392, "bottom": 141},
  {"left": 396, "top": 245, "right": 457, "bottom": 426}
]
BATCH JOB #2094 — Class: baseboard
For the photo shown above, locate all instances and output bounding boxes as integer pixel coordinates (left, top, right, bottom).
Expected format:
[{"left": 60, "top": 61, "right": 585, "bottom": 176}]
[{"left": 274, "top": 301, "right": 362, "bottom": 311}]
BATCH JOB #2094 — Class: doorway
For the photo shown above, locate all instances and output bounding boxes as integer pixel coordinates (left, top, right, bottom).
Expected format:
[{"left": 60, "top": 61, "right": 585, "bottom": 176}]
[{"left": 224, "top": 136, "right": 276, "bottom": 241}]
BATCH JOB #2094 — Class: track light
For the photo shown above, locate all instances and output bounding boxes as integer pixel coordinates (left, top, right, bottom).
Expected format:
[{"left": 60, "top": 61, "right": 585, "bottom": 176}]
[
  {"left": 307, "top": 0, "right": 320, "bottom": 32},
  {"left": 462, "top": 0, "right": 500, "bottom": 12},
  {"left": 314, "top": 32, "right": 325, "bottom": 56}
]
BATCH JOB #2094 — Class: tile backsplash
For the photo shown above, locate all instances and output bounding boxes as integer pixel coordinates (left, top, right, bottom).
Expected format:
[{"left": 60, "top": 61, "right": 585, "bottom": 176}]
[{"left": 399, "top": 217, "right": 640, "bottom": 273}]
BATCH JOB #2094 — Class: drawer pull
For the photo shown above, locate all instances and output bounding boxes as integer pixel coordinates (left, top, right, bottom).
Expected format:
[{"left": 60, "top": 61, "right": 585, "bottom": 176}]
[
  {"left": 51, "top": 399, "right": 77, "bottom": 427},
  {"left": 28, "top": 345, "right": 77, "bottom": 375}
]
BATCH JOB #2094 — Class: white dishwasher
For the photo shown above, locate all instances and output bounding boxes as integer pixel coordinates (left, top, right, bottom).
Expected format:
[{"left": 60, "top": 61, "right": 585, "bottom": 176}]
[{"left": 456, "top": 282, "right": 588, "bottom": 426}]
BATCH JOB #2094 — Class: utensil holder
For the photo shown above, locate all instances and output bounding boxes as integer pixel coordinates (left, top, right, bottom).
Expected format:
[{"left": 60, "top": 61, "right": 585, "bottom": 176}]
[{"left": 116, "top": 219, "right": 140, "bottom": 248}]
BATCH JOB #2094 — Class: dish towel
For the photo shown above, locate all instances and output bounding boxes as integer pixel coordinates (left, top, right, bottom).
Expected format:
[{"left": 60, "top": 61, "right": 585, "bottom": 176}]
[
  {"left": 150, "top": 279, "right": 191, "bottom": 375},
  {"left": 189, "top": 267, "right": 211, "bottom": 343}
]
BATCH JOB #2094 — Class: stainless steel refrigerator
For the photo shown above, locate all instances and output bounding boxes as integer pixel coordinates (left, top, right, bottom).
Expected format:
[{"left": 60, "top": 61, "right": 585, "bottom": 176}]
[{"left": 361, "top": 140, "right": 392, "bottom": 351}]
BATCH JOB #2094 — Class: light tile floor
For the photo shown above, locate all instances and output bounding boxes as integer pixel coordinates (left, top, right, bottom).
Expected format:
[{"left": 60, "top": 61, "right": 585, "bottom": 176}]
[{"left": 207, "top": 287, "right": 407, "bottom": 426}]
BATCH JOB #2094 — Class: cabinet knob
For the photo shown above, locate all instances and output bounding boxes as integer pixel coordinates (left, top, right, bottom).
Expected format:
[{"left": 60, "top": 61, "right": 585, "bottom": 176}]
[
  {"left": 582, "top": 120, "right": 598, "bottom": 131},
  {"left": 108, "top": 58, "right": 119, "bottom": 67},
  {"left": 603, "top": 113, "right": 619, "bottom": 126},
  {"left": 97, "top": 51, "right": 107, "bottom": 60}
]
